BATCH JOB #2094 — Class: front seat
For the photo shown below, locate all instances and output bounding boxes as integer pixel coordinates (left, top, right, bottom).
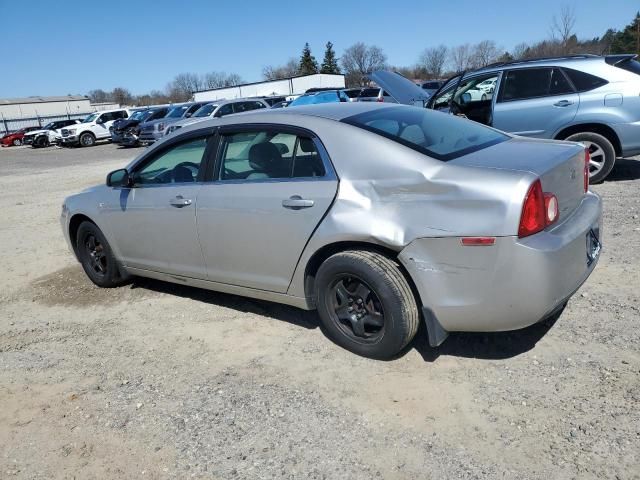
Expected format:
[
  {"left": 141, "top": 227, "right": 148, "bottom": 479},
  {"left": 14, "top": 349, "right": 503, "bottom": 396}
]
[
  {"left": 247, "top": 142, "right": 288, "bottom": 179},
  {"left": 173, "top": 165, "right": 195, "bottom": 183}
]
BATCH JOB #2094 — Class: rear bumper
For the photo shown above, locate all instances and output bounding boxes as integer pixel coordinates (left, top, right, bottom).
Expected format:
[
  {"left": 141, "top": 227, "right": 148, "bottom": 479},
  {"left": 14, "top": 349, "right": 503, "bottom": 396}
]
[
  {"left": 612, "top": 121, "right": 640, "bottom": 157},
  {"left": 399, "top": 192, "right": 602, "bottom": 335}
]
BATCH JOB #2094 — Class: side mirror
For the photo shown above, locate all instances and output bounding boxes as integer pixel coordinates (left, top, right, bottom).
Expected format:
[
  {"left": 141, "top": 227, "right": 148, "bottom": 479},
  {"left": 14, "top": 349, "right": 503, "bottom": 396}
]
[
  {"left": 185, "top": 112, "right": 192, "bottom": 118},
  {"left": 106, "top": 168, "right": 132, "bottom": 187}
]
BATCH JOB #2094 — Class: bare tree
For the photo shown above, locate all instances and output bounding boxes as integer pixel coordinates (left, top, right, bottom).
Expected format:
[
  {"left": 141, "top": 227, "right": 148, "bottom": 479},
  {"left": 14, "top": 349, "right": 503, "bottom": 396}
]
[
  {"left": 470, "top": 40, "right": 501, "bottom": 68},
  {"left": 204, "top": 71, "right": 244, "bottom": 89},
  {"left": 551, "top": 5, "right": 577, "bottom": 48},
  {"left": 450, "top": 44, "right": 472, "bottom": 71},
  {"left": 262, "top": 58, "right": 299, "bottom": 80},
  {"left": 511, "top": 42, "right": 530, "bottom": 60},
  {"left": 87, "top": 89, "right": 109, "bottom": 103},
  {"left": 419, "top": 45, "right": 448, "bottom": 78},
  {"left": 166, "top": 73, "right": 204, "bottom": 102},
  {"left": 340, "top": 42, "right": 387, "bottom": 86},
  {"left": 111, "top": 87, "right": 133, "bottom": 106}
]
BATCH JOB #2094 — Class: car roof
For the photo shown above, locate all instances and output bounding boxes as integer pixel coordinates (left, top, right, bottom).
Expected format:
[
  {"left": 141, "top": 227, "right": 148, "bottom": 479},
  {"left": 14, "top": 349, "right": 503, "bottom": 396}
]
[{"left": 471, "top": 54, "right": 606, "bottom": 74}]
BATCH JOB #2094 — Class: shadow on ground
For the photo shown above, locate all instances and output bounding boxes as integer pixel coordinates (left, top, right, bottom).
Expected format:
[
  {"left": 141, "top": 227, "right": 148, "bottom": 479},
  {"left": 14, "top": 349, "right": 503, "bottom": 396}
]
[{"left": 605, "top": 157, "right": 640, "bottom": 182}]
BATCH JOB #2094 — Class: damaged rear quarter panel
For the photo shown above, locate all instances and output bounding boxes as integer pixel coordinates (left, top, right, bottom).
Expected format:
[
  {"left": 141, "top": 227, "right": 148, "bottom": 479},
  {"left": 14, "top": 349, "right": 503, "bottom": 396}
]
[{"left": 286, "top": 121, "right": 534, "bottom": 299}]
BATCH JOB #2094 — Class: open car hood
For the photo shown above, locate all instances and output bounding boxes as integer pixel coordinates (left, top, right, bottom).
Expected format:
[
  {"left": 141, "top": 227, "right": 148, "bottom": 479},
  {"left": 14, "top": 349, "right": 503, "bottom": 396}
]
[{"left": 367, "top": 71, "right": 430, "bottom": 107}]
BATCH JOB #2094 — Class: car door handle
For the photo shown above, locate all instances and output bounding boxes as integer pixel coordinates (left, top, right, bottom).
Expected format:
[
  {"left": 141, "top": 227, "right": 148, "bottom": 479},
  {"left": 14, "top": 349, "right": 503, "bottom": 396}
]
[
  {"left": 282, "top": 195, "right": 314, "bottom": 210},
  {"left": 553, "top": 100, "right": 574, "bottom": 107},
  {"left": 169, "top": 196, "right": 192, "bottom": 208}
]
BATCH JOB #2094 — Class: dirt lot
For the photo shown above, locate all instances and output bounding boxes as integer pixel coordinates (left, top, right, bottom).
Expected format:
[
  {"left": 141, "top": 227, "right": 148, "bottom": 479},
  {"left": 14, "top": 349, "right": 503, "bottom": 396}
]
[{"left": 0, "top": 143, "right": 638, "bottom": 480}]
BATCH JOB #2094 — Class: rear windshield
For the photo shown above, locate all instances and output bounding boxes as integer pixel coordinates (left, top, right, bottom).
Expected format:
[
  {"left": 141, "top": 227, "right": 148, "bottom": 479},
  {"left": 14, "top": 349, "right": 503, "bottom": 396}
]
[{"left": 342, "top": 106, "right": 508, "bottom": 161}]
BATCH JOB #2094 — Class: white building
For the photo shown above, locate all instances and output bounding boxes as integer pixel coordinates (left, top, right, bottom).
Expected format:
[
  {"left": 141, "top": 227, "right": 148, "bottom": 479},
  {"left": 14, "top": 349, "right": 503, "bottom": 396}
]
[
  {"left": 193, "top": 73, "right": 346, "bottom": 102},
  {"left": 0, "top": 95, "right": 92, "bottom": 119}
]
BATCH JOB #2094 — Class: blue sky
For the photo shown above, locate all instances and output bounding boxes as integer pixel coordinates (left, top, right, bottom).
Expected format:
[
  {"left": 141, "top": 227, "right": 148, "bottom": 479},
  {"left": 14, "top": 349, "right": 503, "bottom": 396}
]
[{"left": 1, "top": 0, "right": 637, "bottom": 97}]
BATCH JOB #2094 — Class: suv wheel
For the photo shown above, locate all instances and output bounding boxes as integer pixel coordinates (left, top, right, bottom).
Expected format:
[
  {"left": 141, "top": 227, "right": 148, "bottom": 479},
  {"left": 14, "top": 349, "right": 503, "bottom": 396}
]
[
  {"left": 79, "top": 132, "right": 96, "bottom": 147},
  {"left": 565, "top": 132, "right": 616, "bottom": 184},
  {"left": 315, "top": 250, "right": 419, "bottom": 359}
]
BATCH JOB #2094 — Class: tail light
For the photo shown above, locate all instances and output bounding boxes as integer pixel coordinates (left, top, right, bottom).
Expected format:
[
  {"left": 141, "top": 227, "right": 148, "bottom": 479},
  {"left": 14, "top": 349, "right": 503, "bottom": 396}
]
[
  {"left": 584, "top": 148, "right": 590, "bottom": 192},
  {"left": 518, "top": 179, "right": 559, "bottom": 238}
]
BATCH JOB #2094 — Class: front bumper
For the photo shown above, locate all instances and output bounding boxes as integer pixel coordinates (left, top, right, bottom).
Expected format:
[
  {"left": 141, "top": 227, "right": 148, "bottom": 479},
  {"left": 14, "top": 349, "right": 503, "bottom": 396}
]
[
  {"left": 61, "top": 135, "right": 78, "bottom": 145},
  {"left": 138, "top": 129, "right": 162, "bottom": 143},
  {"left": 110, "top": 130, "right": 124, "bottom": 143},
  {"left": 399, "top": 192, "right": 602, "bottom": 336},
  {"left": 23, "top": 135, "right": 35, "bottom": 145}
]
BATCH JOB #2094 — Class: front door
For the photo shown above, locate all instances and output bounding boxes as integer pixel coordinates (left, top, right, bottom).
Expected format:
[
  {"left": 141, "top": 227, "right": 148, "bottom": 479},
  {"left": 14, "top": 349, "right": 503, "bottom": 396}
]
[
  {"left": 196, "top": 128, "right": 338, "bottom": 293},
  {"left": 492, "top": 67, "right": 579, "bottom": 138},
  {"left": 103, "top": 136, "right": 210, "bottom": 278}
]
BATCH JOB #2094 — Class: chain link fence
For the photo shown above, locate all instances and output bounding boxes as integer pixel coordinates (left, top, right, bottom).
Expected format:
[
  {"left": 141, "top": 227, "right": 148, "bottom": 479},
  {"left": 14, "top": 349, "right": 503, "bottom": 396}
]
[{"left": 0, "top": 112, "right": 95, "bottom": 136}]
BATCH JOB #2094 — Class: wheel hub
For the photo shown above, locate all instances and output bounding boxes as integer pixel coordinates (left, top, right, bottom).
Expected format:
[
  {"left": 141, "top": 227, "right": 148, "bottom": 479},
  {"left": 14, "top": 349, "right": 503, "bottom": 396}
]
[{"left": 330, "top": 276, "right": 384, "bottom": 340}]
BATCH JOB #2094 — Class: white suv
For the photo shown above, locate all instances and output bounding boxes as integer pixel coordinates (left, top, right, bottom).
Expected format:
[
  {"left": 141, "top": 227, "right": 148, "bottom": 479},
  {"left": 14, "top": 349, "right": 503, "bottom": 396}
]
[{"left": 60, "top": 108, "right": 131, "bottom": 147}]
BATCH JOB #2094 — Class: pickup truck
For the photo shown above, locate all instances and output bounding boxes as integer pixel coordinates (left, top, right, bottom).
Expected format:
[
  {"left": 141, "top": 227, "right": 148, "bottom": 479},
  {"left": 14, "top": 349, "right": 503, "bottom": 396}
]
[{"left": 60, "top": 109, "right": 131, "bottom": 147}]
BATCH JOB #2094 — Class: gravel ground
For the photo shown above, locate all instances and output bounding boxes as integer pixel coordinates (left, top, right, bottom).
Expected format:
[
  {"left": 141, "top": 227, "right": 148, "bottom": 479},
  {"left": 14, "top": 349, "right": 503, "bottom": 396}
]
[{"left": 0, "top": 143, "right": 638, "bottom": 480}]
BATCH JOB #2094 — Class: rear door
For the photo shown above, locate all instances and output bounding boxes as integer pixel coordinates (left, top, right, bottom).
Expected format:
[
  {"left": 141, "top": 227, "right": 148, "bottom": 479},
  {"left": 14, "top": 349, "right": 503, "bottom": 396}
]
[
  {"left": 492, "top": 67, "right": 579, "bottom": 138},
  {"left": 196, "top": 126, "right": 338, "bottom": 292}
]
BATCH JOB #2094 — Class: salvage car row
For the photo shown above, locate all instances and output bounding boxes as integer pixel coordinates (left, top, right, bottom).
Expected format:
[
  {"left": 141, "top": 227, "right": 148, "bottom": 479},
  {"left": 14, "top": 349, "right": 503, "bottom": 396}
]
[{"left": 7, "top": 54, "right": 640, "bottom": 185}]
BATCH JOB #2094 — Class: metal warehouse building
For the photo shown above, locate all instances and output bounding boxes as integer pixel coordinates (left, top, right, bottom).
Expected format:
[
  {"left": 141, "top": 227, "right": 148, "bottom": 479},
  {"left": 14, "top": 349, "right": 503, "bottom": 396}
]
[
  {"left": 0, "top": 95, "right": 92, "bottom": 119},
  {"left": 193, "top": 73, "right": 346, "bottom": 102}
]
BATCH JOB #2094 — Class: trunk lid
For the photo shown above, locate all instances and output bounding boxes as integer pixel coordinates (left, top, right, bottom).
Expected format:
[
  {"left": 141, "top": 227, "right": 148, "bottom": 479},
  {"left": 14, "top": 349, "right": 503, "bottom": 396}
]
[
  {"left": 451, "top": 136, "right": 586, "bottom": 222},
  {"left": 367, "top": 71, "right": 430, "bottom": 107}
]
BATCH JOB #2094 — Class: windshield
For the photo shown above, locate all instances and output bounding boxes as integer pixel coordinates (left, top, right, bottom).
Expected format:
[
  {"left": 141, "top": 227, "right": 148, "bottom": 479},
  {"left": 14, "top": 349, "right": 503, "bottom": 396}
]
[
  {"left": 194, "top": 104, "right": 217, "bottom": 117},
  {"left": 342, "top": 106, "right": 507, "bottom": 161},
  {"left": 129, "top": 111, "right": 147, "bottom": 121},
  {"left": 82, "top": 113, "right": 99, "bottom": 123},
  {"left": 42, "top": 122, "right": 55, "bottom": 130},
  {"left": 167, "top": 106, "right": 188, "bottom": 118},
  {"left": 289, "top": 95, "right": 317, "bottom": 107}
]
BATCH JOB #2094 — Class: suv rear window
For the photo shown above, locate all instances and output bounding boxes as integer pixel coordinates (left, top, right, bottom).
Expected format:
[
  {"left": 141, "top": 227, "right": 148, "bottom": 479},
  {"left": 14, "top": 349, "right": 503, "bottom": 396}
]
[
  {"left": 563, "top": 68, "right": 608, "bottom": 92},
  {"left": 342, "top": 106, "right": 507, "bottom": 161}
]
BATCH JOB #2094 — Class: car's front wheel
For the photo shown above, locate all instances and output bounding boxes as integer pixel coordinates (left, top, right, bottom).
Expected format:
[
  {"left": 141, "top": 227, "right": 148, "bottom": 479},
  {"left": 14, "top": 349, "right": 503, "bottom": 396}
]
[
  {"left": 79, "top": 132, "right": 96, "bottom": 147},
  {"left": 12, "top": 138, "right": 22, "bottom": 146},
  {"left": 315, "top": 250, "right": 419, "bottom": 359},
  {"left": 76, "top": 221, "right": 126, "bottom": 288},
  {"left": 565, "top": 132, "right": 616, "bottom": 184},
  {"left": 34, "top": 136, "right": 49, "bottom": 148}
]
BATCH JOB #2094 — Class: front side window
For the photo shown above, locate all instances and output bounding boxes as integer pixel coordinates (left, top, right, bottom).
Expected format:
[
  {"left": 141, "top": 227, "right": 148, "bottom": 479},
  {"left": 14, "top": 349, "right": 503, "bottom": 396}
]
[
  {"left": 194, "top": 104, "right": 217, "bottom": 117},
  {"left": 215, "top": 104, "right": 234, "bottom": 117},
  {"left": 167, "top": 106, "right": 188, "bottom": 118},
  {"left": 219, "top": 130, "right": 325, "bottom": 181},
  {"left": 431, "top": 74, "right": 497, "bottom": 109},
  {"left": 342, "top": 106, "right": 507, "bottom": 161},
  {"left": 134, "top": 137, "right": 207, "bottom": 185},
  {"left": 99, "top": 112, "right": 114, "bottom": 123},
  {"left": 83, "top": 113, "right": 99, "bottom": 123}
]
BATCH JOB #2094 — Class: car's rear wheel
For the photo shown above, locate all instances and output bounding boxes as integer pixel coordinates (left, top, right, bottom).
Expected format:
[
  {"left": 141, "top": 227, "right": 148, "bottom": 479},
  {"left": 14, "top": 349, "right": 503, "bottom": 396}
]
[
  {"left": 315, "top": 250, "right": 419, "bottom": 359},
  {"left": 565, "top": 132, "right": 616, "bottom": 184},
  {"left": 79, "top": 132, "right": 96, "bottom": 147},
  {"left": 12, "top": 138, "right": 22, "bottom": 146},
  {"left": 76, "top": 221, "right": 126, "bottom": 288}
]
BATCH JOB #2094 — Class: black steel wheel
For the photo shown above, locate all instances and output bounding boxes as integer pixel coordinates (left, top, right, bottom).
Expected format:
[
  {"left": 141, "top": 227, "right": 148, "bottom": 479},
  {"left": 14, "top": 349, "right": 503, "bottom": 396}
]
[
  {"left": 76, "top": 221, "right": 127, "bottom": 287},
  {"left": 328, "top": 275, "right": 385, "bottom": 343},
  {"left": 315, "top": 250, "right": 419, "bottom": 359}
]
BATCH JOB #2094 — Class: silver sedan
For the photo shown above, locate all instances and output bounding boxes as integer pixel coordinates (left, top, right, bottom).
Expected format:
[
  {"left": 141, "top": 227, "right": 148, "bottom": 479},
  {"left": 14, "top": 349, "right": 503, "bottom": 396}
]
[{"left": 61, "top": 103, "right": 602, "bottom": 359}]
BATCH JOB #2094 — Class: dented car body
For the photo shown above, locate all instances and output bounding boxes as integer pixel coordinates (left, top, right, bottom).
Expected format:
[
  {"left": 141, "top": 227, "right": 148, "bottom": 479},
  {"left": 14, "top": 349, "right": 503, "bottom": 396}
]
[{"left": 61, "top": 103, "right": 602, "bottom": 358}]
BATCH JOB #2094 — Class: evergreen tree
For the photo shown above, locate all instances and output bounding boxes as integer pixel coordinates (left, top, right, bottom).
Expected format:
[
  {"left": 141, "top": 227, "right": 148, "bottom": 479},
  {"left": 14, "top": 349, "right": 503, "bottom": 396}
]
[
  {"left": 320, "top": 41, "right": 341, "bottom": 74},
  {"left": 610, "top": 12, "right": 640, "bottom": 54},
  {"left": 298, "top": 43, "right": 319, "bottom": 75}
]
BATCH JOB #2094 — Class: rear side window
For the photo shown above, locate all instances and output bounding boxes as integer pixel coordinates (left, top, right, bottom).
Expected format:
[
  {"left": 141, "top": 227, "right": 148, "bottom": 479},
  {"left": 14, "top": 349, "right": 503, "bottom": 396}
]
[
  {"left": 563, "top": 68, "right": 609, "bottom": 92},
  {"left": 342, "top": 106, "right": 507, "bottom": 161},
  {"left": 219, "top": 130, "right": 325, "bottom": 180}
]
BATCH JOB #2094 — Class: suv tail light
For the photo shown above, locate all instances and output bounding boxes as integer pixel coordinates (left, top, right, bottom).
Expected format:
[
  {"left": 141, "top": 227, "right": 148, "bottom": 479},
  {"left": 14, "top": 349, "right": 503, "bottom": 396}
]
[
  {"left": 584, "top": 147, "right": 590, "bottom": 192},
  {"left": 518, "top": 180, "right": 559, "bottom": 238}
]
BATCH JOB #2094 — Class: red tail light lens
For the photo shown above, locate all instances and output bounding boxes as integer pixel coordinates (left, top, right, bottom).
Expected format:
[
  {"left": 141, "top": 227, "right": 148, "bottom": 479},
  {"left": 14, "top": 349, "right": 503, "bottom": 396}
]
[
  {"left": 518, "top": 180, "right": 560, "bottom": 238},
  {"left": 518, "top": 180, "right": 546, "bottom": 238},
  {"left": 584, "top": 148, "right": 590, "bottom": 192}
]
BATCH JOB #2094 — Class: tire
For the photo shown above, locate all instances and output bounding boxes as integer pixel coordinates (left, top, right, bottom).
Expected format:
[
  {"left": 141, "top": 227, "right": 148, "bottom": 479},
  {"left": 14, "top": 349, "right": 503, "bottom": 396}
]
[
  {"left": 315, "top": 250, "right": 419, "bottom": 359},
  {"left": 564, "top": 132, "right": 616, "bottom": 184},
  {"left": 79, "top": 132, "right": 96, "bottom": 147},
  {"left": 481, "top": 93, "right": 487, "bottom": 101},
  {"left": 12, "top": 138, "right": 22, "bottom": 146},
  {"left": 76, "top": 221, "right": 126, "bottom": 288},
  {"left": 34, "top": 136, "right": 49, "bottom": 148}
]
